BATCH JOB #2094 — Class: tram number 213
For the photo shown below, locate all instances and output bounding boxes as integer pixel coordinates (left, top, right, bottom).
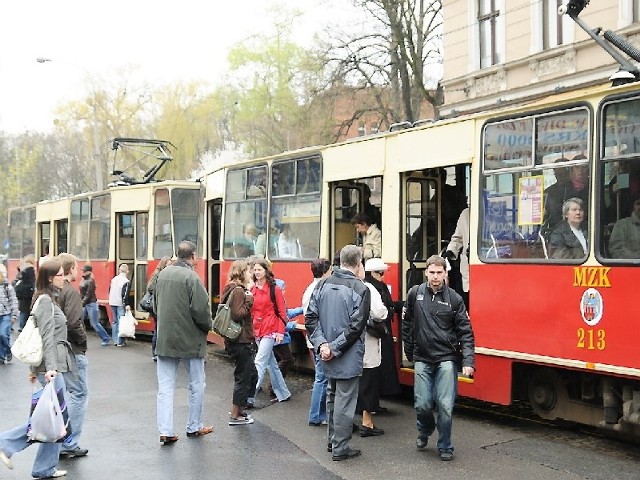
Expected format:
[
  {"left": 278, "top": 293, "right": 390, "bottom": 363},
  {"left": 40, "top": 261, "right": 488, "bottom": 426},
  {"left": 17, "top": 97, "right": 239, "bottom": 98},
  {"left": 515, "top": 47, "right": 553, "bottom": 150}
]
[{"left": 576, "top": 328, "right": 606, "bottom": 350}]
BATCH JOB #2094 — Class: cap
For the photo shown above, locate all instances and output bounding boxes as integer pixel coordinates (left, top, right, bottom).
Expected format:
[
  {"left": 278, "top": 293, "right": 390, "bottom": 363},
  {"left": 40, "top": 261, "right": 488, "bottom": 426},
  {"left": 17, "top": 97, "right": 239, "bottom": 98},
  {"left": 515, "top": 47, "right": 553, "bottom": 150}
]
[
  {"left": 82, "top": 265, "right": 93, "bottom": 272},
  {"left": 364, "top": 258, "right": 389, "bottom": 272}
]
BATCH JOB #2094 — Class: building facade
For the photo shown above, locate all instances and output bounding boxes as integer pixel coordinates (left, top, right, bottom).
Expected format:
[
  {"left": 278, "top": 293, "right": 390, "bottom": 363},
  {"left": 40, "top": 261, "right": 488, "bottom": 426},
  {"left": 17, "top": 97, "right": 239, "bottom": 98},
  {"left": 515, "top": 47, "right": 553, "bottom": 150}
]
[{"left": 441, "top": 0, "right": 640, "bottom": 117}]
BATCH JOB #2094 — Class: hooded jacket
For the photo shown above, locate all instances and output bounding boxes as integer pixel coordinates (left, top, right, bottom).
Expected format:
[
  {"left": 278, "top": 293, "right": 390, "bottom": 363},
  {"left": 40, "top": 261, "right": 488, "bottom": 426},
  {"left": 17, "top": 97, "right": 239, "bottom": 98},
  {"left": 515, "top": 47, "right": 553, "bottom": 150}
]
[{"left": 305, "top": 268, "right": 371, "bottom": 380}]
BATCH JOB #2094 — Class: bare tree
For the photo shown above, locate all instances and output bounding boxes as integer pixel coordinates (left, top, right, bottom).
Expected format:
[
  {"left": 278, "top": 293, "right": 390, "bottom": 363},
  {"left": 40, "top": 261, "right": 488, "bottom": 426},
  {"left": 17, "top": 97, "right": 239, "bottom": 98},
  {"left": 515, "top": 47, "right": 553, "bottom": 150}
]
[{"left": 320, "top": 0, "right": 443, "bottom": 128}]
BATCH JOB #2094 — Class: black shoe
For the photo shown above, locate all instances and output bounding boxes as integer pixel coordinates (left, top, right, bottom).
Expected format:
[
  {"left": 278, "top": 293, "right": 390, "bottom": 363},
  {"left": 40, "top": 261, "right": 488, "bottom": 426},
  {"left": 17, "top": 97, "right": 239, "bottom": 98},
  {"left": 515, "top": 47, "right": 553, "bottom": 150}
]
[
  {"left": 327, "top": 443, "right": 332, "bottom": 452},
  {"left": 416, "top": 436, "right": 428, "bottom": 450},
  {"left": 359, "top": 425, "right": 384, "bottom": 437},
  {"left": 439, "top": 449, "right": 454, "bottom": 461},
  {"left": 5, "top": 352, "right": 11, "bottom": 363},
  {"left": 332, "top": 448, "right": 361, "bottom": 461},
  {"left": 60, "top": 447, "right": 88, "bottom": 458},
  {"left": 371, "top": 406, "right": 388, "bottom": 415}
]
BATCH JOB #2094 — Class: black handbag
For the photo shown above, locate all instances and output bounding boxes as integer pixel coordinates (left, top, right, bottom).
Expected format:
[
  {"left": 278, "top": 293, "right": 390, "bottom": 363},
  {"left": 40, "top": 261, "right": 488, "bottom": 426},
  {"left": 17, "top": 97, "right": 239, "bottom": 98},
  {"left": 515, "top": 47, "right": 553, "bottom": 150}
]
[{"left": 139, "top": 291, "right": 155, "bottom": 316}]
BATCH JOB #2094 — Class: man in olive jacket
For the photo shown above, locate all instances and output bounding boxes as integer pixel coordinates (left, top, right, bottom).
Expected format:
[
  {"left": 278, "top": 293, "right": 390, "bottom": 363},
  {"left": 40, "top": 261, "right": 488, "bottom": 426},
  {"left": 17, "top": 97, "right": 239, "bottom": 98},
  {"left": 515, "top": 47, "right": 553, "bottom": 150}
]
[{"left": 154, "top": 240, "right": 213, "bottom": 445}]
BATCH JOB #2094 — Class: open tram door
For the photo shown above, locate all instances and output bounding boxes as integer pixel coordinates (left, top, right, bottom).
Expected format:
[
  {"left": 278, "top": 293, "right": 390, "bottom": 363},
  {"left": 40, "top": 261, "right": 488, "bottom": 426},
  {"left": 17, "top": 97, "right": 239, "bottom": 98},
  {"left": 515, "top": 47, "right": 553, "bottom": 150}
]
[
  {"left": 114, "top": 210, "right": 150, "bottom": 331},
  {"left": 330, "top": 177, "right": 383, "bottom": 257}
]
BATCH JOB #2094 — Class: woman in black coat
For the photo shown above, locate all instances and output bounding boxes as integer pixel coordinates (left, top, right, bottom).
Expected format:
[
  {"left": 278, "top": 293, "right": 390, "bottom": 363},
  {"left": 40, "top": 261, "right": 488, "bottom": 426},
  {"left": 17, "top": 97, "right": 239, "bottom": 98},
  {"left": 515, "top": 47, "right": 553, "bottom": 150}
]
[
  {"left": 14, "top": 255, "right": 36, "bottom": 330},
  {"left": 364, "top": 259, "right": 401, "bottom": 403}
]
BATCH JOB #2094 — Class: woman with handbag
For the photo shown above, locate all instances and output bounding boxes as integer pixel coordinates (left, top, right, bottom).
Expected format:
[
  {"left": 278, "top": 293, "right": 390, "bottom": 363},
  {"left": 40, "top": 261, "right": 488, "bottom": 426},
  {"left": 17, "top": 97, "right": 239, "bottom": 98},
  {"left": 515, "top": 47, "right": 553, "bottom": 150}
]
[
  {"left": 0, "top": 259, "right": 74, "bottom": 479},
  {"left": 222, "top": 260, "right": 257, "bottom": 425}
]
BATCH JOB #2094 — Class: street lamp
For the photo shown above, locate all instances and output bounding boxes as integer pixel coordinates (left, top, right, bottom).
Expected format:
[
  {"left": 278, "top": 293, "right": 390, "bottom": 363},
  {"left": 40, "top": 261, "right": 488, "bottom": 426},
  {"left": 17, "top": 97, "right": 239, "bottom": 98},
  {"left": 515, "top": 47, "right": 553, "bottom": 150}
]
[{"left": 36, "top": 57, "right": 104, "bottom": 190}]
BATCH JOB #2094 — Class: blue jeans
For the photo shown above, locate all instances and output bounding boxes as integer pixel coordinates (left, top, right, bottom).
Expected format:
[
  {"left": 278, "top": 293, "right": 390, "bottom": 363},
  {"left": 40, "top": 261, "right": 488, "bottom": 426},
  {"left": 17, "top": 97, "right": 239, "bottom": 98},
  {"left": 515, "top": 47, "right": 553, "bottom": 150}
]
[
  {"left": 62, "top": 354, "right": 88, "bottom": 451},
  {"left": 308, "top": 350, "right": 327, "bottom": 424},
  {"left": 18, "top": 311, "right": 29, "bottom": 330},
  {"left": 414, "top": 360, "right": 457, "bottom": 451},
  {"left": 85, "top": 302, "right": 109, "bottom": 343},
  {"left": 110, "top": 305, "right": 125, "bottom": 345},
  {"left": 0, "top": 374, "right": 66, "bottom": 478},
  {"left": 156, "top": 356, "right": 206, "bottom": 435},
  {"left": 0, "top": 314, "right": 11, "bottom": 360},
  {"left": 254, "top": 336, "right": 291, "bottom": 401}
]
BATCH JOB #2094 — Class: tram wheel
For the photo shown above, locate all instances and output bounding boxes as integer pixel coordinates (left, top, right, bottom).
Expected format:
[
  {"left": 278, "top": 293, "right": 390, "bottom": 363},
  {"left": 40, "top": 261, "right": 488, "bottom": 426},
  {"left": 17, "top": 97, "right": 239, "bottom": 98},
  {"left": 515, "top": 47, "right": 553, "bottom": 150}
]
[{"left": 527, "top": 368, "right": 568, "bottom": 420}]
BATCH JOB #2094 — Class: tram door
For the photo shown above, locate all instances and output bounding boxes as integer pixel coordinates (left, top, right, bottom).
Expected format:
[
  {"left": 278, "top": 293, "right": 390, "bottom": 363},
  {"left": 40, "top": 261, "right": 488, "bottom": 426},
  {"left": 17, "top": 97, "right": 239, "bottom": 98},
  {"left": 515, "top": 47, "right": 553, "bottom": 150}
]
[
  {"left": 208, "top": 198, "right": 222, "bottom": 305},
  {"left": 115, "top": 212, "right": 149, "bottom": 319}
]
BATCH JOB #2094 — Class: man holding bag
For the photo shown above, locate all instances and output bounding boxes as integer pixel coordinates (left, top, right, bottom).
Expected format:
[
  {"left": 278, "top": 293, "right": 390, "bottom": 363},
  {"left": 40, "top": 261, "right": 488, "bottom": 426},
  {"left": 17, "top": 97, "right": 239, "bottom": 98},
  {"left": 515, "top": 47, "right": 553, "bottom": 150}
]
[{"left": 108, "top": 264, "right": 130, "bottom": 347}]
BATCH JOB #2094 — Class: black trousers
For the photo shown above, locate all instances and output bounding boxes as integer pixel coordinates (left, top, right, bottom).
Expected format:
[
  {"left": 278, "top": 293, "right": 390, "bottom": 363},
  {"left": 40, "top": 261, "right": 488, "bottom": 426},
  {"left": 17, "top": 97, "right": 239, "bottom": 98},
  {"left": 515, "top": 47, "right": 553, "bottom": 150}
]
[
  {"left": 273, "top": 343, "right": 294, "bottom": 378},
  {"left": 225, "top": 341, "right": 257, "bottom": 406}
]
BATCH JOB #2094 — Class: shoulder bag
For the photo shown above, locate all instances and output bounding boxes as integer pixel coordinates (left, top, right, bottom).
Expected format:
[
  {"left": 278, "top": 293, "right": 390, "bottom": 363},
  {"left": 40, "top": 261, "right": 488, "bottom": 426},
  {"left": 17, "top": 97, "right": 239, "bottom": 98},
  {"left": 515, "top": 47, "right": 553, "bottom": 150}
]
[
  {"left": 212, "top": 288, "right": 242, "bottom": 341},
  {"left": 11, "top": 295, "right": 51, "bottom": 366}
]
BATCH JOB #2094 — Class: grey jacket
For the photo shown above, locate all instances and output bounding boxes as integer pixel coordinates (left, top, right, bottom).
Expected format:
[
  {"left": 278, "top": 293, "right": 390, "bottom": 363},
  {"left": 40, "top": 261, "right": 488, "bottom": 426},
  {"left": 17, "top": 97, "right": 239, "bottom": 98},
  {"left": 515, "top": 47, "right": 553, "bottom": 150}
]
[
  {"left": 155, "top": 260, "right": 212, "bottom": 358},
  {"left": 31, "top": 293, "right": 75, "bottom": 374},
  {"left": 305, "top": 268, "right": 371, "bottom": 380}
]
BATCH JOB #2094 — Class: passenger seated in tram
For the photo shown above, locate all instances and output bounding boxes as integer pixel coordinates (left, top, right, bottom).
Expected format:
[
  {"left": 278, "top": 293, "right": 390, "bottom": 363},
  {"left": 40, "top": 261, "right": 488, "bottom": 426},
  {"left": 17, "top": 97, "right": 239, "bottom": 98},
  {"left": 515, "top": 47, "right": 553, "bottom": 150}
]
[
  {"left": 608, "top": 197, "right": 640, "bottom": 259},
  {"left": 543, "top": 160, "right": 589, "bottom": 234},
  {"left": 276, "top": 224, "right": 300, "bottom": 259},
  {"left": 549, "top": 198, "right": 588, "bottom": 260}
]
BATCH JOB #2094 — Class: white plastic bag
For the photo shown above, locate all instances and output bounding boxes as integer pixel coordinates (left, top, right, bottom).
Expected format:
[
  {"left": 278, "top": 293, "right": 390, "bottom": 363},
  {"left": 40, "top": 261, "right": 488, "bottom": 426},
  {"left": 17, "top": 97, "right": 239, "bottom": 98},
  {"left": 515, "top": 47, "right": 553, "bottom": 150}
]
[
  {"left": 118, "top": 311, "right": 137, "bottom": 338},
  {"left": 28, "top": 381, "right": 67, "bottom": 443}
]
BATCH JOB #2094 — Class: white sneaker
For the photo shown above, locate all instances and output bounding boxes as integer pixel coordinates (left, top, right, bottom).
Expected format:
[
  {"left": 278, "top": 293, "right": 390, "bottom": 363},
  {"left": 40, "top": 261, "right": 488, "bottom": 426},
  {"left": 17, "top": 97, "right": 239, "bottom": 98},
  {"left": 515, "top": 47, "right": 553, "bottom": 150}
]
[
  {"left": 0, "top": 449, "right": 13, "bottom": 469},
  {"left": 34, "top": 470, "right": 67, "bottom": 479},
  {"left": 228, "top": 416, "right": 254, "bottom": 426}
]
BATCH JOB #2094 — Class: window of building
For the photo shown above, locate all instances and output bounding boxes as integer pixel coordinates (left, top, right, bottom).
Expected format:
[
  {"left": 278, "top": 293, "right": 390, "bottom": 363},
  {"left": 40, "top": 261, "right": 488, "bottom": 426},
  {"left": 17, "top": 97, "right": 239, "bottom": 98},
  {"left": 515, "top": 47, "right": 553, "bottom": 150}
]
[{"left": 478, "top": 0, "right": 501, "bottom": 68}]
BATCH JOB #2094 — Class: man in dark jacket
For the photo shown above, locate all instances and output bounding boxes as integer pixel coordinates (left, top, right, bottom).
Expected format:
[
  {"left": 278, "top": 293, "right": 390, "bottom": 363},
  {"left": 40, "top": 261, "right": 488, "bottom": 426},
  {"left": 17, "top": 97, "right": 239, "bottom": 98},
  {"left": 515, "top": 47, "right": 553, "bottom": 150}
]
[
  {"left": 57, "top": 253, "right": 89, "bottom": 458},
  {"left": 14, "top": 255, "right": 36, "bottom": 331},
  {"left": 154, "top": 241, "right": 212, "bottom": 445},
  {"left": 402, "top": 255, "right": 475, "bottom": 462},
  {"left": 305, "top": 245, "right": 371, "bottom": 462}
]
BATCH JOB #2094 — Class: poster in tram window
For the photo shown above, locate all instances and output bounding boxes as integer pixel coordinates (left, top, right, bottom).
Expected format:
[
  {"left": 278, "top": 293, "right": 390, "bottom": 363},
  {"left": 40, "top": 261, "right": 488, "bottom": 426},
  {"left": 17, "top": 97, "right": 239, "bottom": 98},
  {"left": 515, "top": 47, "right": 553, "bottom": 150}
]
[{"left": 517, "top": 176, "right": 543, "bottom": 225}]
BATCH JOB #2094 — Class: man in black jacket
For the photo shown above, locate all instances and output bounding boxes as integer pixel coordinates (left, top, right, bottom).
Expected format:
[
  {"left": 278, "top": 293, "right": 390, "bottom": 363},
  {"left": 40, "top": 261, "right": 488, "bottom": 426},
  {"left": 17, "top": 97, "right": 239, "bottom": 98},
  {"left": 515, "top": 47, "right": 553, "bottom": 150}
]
[{"left": 402, "top": 255, "right": 474, "bottom": 462}]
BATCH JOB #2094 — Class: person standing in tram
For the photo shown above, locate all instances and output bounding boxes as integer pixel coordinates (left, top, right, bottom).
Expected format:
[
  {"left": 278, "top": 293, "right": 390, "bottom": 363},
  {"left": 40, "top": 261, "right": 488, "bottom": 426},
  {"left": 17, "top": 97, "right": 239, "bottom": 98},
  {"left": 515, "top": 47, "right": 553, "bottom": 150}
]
[
  {"left": 443, "top": 207, "right": 470, "bottom": 310},
  {"left": 154, "top": 241, "right": 213, "bottom": 445},
  {"left": 609, "top": 197, "right": 640, "bottom": 258},
  {"left": 402, "top": 255, "right": 475, "bottom": 462},
  {"left": 108, "top": 263, "right": 130, "bottom": 347},
  {"left": 544, "top": 161, "right": 589, "bottom": 232},
  {"left": 549, "top": 197, "right": 588, "bottom": 260},
  {"left": 250, "top": 258, "right": 291, "bottom": 403},
  {"left": 79, "top": 265, "right": 110, "bottom": 346},
  {"left": 351, "top": 213, "right": 382, "bottom": 262},
  {"left": 56, "top": 253, "right": 90, "bottom": 459}
]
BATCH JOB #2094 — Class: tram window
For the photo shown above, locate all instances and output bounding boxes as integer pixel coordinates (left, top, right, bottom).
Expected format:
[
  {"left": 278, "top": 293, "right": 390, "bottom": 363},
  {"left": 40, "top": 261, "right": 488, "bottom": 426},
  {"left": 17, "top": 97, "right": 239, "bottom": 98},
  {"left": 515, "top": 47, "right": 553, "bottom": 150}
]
[
  {"left": 136, "top": 213, "right": 148, "bottom": 260},
  {"left": 39, "top": 223, "right": 50, "bottom": 257},
  {"left": 172, "top": 189, "right": 200, "bottom": 247},
  {"left": 599, "top": 97, "right": 640, "bottom": 261},
  {"left": 89, "top": 195, "right": 110, "bottom": 259},
  {"left": 271, "top": 158, "right": 322, "bottom": 260},
  {"left": 154, "top": 189, "right": 173, "bottom": 259},
  {"left": 70, "top": 199, "right": 89, "bottom": 259},
  {"left": 223, "top": 167, "right": 268, "bottom": 259},
  {"left": 23, "top": 208, "right": 36, "bottom": 258},
  {"left": 406, "top": 179, "right": 438, "bottom": 262},
  {"left": 56, "top": 220, "right": 68, "bottom": 256},
  {"left": 8, "top": 210, "right": 22, "bottom": 259},
  {"left": 119, "top": 214, "right": 135, "bottom": 261}
]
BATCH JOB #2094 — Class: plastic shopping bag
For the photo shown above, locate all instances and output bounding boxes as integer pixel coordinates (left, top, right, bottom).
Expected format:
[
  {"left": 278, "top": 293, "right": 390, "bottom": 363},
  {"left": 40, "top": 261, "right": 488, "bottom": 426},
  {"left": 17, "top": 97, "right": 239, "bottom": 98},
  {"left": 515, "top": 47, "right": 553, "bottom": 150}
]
[
  {"left": 118, "top": 311, "right": 137, "bottom": 338},
  {"left": 27, "top": 377, "right": 71, "bottom": 443}
]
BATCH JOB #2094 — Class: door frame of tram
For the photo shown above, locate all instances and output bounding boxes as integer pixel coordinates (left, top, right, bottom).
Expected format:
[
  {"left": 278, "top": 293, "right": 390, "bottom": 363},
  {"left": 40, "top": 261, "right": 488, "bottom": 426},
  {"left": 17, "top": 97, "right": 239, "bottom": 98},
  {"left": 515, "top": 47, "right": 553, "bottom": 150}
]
[{"left": 114, "top": 211, "right": 151, "bottom": 334}]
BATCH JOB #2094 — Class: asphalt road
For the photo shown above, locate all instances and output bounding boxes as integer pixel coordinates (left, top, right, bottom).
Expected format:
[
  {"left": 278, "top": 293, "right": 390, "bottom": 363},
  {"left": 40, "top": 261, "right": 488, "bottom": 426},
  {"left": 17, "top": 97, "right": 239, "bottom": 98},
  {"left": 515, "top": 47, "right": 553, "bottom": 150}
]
[{"left": 1, "top": 334, "right": 639, "bottom": 480}]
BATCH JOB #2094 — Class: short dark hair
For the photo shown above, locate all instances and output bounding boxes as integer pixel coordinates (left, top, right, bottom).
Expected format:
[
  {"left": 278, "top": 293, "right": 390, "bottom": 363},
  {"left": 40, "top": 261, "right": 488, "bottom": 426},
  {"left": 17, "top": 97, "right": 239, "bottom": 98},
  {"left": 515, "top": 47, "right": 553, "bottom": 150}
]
[
  {"left": 310, "top": 258, "right": 331, "bottom": 278},
  {"left": 177, "top": 240, "right": 197, "bottom": 260},
  {"left": 351, "top": 212, "right": 372, "bottom": 226}
]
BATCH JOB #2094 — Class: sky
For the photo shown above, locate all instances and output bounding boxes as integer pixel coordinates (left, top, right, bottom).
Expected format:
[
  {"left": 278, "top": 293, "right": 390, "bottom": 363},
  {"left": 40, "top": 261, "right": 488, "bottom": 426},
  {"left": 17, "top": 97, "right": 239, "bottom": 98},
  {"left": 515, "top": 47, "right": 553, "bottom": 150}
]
[{"left": 0, "top": 0, "right": 361, "bottom": 133}]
